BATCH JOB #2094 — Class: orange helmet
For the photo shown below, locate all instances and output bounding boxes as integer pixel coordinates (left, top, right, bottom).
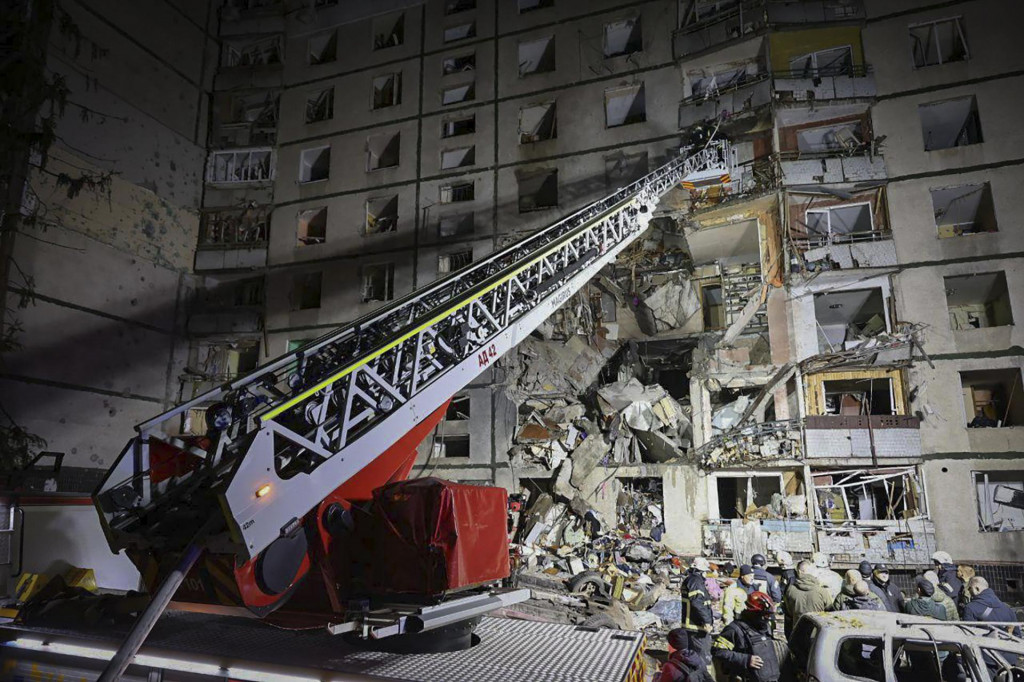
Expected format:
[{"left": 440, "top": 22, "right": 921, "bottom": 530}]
[{"left": 746, "top": 591, "right": 774, "bottom": 613}]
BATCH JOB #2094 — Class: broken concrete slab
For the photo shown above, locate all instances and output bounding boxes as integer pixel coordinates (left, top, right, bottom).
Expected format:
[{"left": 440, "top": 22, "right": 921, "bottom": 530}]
[{"left": 568, "top": 433, "right": 611, "bottom": 489}]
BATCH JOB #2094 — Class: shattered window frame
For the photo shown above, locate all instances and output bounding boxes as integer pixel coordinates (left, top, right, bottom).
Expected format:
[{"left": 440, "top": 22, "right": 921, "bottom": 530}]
[
  {"left": 440, "top": 181, "right": 475, "bottom": 203},
  {"left": 603, "top": 17, "right": 642, "bottom": 59},
  {"left": 909, "top": 16, "right": 969, "bottom": 68},
  {"left": 919, "top": 95, "right": 983, "bottom": 151},
  {"left": 812, "top": 467, "right": 926, "bottom": 523},
  {"left": 296, "top": 206, "right": 327, "bottom": 246},
  {"left": 974, "top": 470, "right": 1024, "bottom": 533},
  {"left": 930, "top": 182, "right": 997, "bottom": 238},
  {"left": 305, "top": 87, "right": 334, "bottom": 124},
  {"left": 944, "top": 271, "right": 1014, "bottom": 330},
  {"left": 518, "top": 35, "right": 556, "bottom": 77},
  {"left": 441, "top": 113, "right": 476, "bottom": 137},
  {"left": 440, "top": 145, "right": 476, "bottom": 170},
  {"left": 366, "top": 131, "right": 401, "bottom": 172},
  {"left": 291, "top": 271, "right": 323, "bottom": 311},
  {"left": 787, "top": 44, "right": 854, "bottom": 78},
  {"left": 307, "top": 29, "right": 338, "bottom": 65},
  {"left": 438, "top": 212, "right": 475, "bottom": 238},
  {"left": 207, "top": 149, "right": 275, "bottom": 184},
  {"left": 444, "top": 0, "right": 476, "bottom": 15},
  {"left": 604, "top": 83, "right": 646, "bottom": 128},
  {"left": 298, "top": 145, "right": 331, "bottom": 183},
  {"left": 371, "top": 72, "right": 402, "bottom": 110},
  {"left": 711, "top": 471, "right": 786, "bottom": 520},
  {"left": 441, "top": 81, "right": 476, "bottom": 106},
  {"left": 518, "top": 101, "right": 557, "bottom": 144},
  {"left": 373, "top": 12, "right": 405, "bottom": 51},
  {"left": 224, "top": 35, "right": 282, "bottom": 68},
  {"left": 364, "top": 195, "right": 399, "bottom": 236},
  {"left": 803, "top": 201, "right": 875, "bottom": 244},
  {"left": 516, "top": 167, "right": 559, "bottom": 213},
  {"left": 361, "top": 262, "right": 395, "bottom": 303},
  {"left": 438, "top": 248, "right": 473, "bottom": 275},
  {"left": 445, "top": 394, "right": 471, "bottom": 420},
  {"left": 443, "top": 21, "right": 476, "bottom": 44},
  {"left": 518, "top": 0, "right": 553, "bottom": 13},
  {"left": 961, "top": 368, "right": 1024, "bottom": 428},
  {"left": 442, "top": 52, "right": 476, "bottom": 75}
]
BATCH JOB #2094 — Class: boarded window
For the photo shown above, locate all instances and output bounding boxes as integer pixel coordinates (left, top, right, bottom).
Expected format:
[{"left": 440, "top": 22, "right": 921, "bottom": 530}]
[
  {"left": 308, "top": 30, "right": 337, "bottom": 65},
  {"left": 604, "top": 83, "right": 646, "bottom": 127},
  {"left": 444, "top": 21, "right": 476, "bottom": 43},
  {"left": 518, "top": 0, "right": 552, "bottom": 12},
  {"left": 910, "top": 17, "right": 969, "bottom": 68},
  {"left": 919, "top": 96, "right": 982, "bottom": 150},
  {"left": 442, "top": 82, "right": 475, "bottom": 105},
  {"left": 963, "top": 370, "right": 1024, "bottom": 428},
  {"left": 931, "top": 183, "right": 997, "bottom": 238},
  {"left": 974, "top": 470, "right": 1024, "bottom": 532},
  {"left": 372, "top": 73, "right": 401, "bottom": 109},
  {"left": 440, "top": 181, "right": 474, "bottom": 203},
  {"left": 518, "top": 35, "right": 555, "bottom": 76},
  {"left": 945, "top": 272, "right": 1013, "bottom": 330},
  {"left": 366, "top": 132, "right": 400, "bottom": 171},
  {"left": 296, "top": 207, "right": 327, "bottom": 246},
  {"left": 299, "top": 146, "right": 330, "bottom": 183},
  {"left": 439, "top": 213, "right": 474, "bottom": 237},
  {"left": 518, "top": 102, "right": 556, "bottom": 143},
  {"left": 788, "top": 45, "right": 853, "bottom": 77},
  {"left": 292, "top": 271, "right": 322, "bottom": 310},
  {"left": 804, "top": 203, "right": 873, "bottom": 241},
  {"left": 442, "top": 114, "right": 475, "bottom": 137},
  {"left": 305, "top": 88, "right": 333, "bottom": 123},
  {"left": 365, "top": 195, "right": 398, "bottom": 235},
  {"left": 441, "top": 146, "right": 475, "bottom": 170},
  {"left": 517, "top": 168, "right": 558, "bottom": 212},
  {"left": 362, "top": 263, "right": 395, "bottom": 302},
  {"left": 605, "top": 151, "right": 648, "bottom": 190},
  {"left": 604, "top": 18, "right": 642, "bottom": 58},
  {"left": 442, "top": 52, "right": 476, "bottom": 75},
  {"left": 438, "top": 248, "right": 473, "bottom": 275},
  {"left": 373, "top": 12, "right": 404, "bottom": 50}
]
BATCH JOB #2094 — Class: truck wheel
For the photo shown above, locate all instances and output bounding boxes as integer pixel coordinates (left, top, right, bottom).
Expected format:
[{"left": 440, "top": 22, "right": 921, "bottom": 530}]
[
  {"left": 568, "top": 571, "right": 609, "bottom": 598},
  {"left": 580, "top": 613, "right": 620, "bottom": 630}
]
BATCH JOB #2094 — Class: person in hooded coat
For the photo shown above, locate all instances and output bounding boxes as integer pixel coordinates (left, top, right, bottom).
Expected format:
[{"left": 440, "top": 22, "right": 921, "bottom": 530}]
[
  {"left": 833, "top": 569, "right": 883, "bottom": 611},
  {"left": 658, "top": 628, "right": 714, "bottom": 682},
  {"left": 903, "top": 577, "right": 947, "bottom": 620},
  {"left": 783, "top": 560, "right": 832, "bottom": 637}
]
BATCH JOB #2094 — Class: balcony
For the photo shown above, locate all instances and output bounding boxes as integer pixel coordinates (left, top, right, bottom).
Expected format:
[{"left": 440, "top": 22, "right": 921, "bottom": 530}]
[
  {"left": 780, "top": 153, "right": 886, "bottom": 185},
  {"left": 765, "top": 0, "right": 865, "bottom": 24},
  {"left": 186, "top": 278, "right": 264, "bottom": 337},
  {"left": 678, "top": 74, "right": 772, "bottom": 129},
  {"left": 773, "top": 64, "right": 876, "bottom": 102},
  {"left": 220, "top": 0, "right": 286, "bottom": 36},
  {"left": 804, "top": 415, "right": 922, "bottom": 460},
  {"left": 673, "top": 1, "right": 767, "bottom": 59},
  {"left": 816, "top": 518, "right": 936, "bottom": 566},
  {"left": 194, "top": 206, "right": 269, "bottom": 271},
  {"left": 205, "top": 148, "right": 275, "bottom": 186}
]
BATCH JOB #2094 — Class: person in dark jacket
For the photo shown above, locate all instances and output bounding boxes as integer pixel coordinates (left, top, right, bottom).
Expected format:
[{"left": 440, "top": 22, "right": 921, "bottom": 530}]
[
  {"left": 848, "top": 581, "right": 886, "bottom": 611},
  {"left": 868, "top": 563, "right": 904, "bottom": 613},
  {"left": 858, "top": 560, "right": 873, "bottom": 581},
  {"left": 903, "top": 577, "right": 947, "bottom": 620},
  {"left": 833, "top": 570, "right": 884, "bottom": 611},
  {"left": 681, "top": 557, "right": 715, "bottom": 665},
  {"left": 931, "top": 551, "right": 964, "bottom": 609},
  {"left": 750, "top": 553, "right": 782, "bottom": 603},
  {"left": 659, "top": 628, "right": 714, "bottom": 682},
  {"left": 713, "top": 592, "right": 782, "bottom": 682},
  {"left": 964, "top": 577, "right": 1021, "bottom": 635}
]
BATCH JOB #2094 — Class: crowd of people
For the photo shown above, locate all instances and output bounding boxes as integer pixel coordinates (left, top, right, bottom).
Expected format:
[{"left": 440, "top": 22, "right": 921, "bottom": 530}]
[{"left": 656, "top": 550, "right": 1021, "bottom": 682}]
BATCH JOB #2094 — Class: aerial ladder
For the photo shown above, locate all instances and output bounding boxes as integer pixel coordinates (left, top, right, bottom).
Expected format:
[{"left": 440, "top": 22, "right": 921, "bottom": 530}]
[{"left": 88, "top": 142, "right": 734, "bottom": 679}]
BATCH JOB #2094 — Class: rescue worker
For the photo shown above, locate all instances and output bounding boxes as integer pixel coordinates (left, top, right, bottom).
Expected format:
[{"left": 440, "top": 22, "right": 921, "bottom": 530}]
[
  {"left": 809, "top": 552, "right": 843, "bottom": 601},
  {"left": 867, "top": 563, "right": 904, "bottom": 613},
  {"left": 903, "top": 577, "right": 947, "bottom": 620},
  {"left": 964, "top": 577, "right": 1021, "bottom": 635},
  {"left": 923, "top": 570, "right": 959, "bottom": 621},
  {"left": 658, "top": 628, "right": 714, "bottom": 682},
  {"left": 681, "top": 556, "right": 715, "bottom": 665},
  {"left": 722, "top": 565, "right": 757, "bottom": 625},
  {"left": 713, "top": 591, "right": 782, "bottom": 682},
  {"left": 783, "top": 560, "right": 831, "bottom": 637},
  {"left": 775, "top": 551, "right": 796, "bottom": 594},
  {"left": 749, "top": 554, "right": 782, "bottom": 603},
  {"left": 833, "top": 569, "right": 883, "bottom": 611},
  {"left": 931, "top": 551, "right": 963, "bottom": 608}
]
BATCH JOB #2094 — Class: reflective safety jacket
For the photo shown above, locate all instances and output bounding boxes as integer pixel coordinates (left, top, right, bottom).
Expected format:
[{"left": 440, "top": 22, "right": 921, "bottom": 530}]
[{"left": 681, "top": 569, "right": 713, "bottom": 631}]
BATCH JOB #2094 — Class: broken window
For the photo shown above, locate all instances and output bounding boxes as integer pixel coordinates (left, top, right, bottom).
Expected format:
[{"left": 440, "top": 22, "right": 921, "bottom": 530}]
[
  {"left": 444, "top": 21, "right": 476, "bottom": 43},
  {"left": 518, "top": 101, "right": 556, "bottom": 143},
  {"left": 518, "top": 35, "right": 555, "bottom": 76},
  {"left": 292, "top": 271, "right": 322, "bottom": 310},
  {"left": 517, "top": 168, "right": 558, "bottom": 212},
  {"left": 296, "top": 207, "right": 327, "bottom": 246},
  {"left": 604, "top": 18, "right": 642, "bottom": 58},
  {"left": 439, "top": 213, "right": 474, "bottom": 237},
  {"left": 224, "top": 36, "right": 282, "bottom": 67},
  {"left": 715, "top": 474, "right": 783, "bottom": 519},
  {"left": 440, "top": 181, "right": 474, "bottom": 203},
  {"left": 299, "top": 145, "right": 330, "bottom": 183},
  {"left": 962, "top": 369, "right": 1024, "bottom": 428},
  {"left": 442, "top": 113, "right": 475, "bottom": 137},
  {"left": 804, "top": 203, "right": 874, "bottom": 243},
  {"left": 931, "top": 182, "right": 997, "bottom": 238},
  {"left": 442, "top": 82, "right": 475, "bottom": 105},
  {"left": 200, "top": 205, "right": 269, "bottom": 246},
  {"left": 372, "top": 73, "right": 401, "bottom": 109},
  {"left": 373, "top": 12, "right": 404, "bottom": 50},
  {"left": 892, "top": 639, "right": 976, "bottom": 681},
  {"left": 814, "top": 288, "right": 888, "bottom": 352},
  {"left": 445, "top": 395, "right": 470, "bottom": 422},
  {"left": 910, "top": 17, "right": 969, "bottom": 68},
  {"left": 691, "top": 66, "right": 747, "bottom": 99},
  {"left": 362, "top": 263, "right": 395, "bottom": 303},
  {"left": 308, "top": 30, "right": 337, "bottom": 65},
  {"left": 813, "top": 468, "right": 924, "bottom": 522},
  {"left": 366, "top": 131, "right": 401, "bottom": 171},
  {"left": 796, "top": 120, "right": 865, "bottom": 155},
  {"left": 618, "top": 478, "right": 664, "bottom": 537},
  {"left": 365, "top": 195, "right": 398, "bottom": 235},
  {"left": 445, "top": 0, "right": 475, "bottom": 15},
  {"left": 442, "top": 52, "right": 475, "bottom": 75},
  {"left": 207, "top": 149, "right": 273, "bottom": 184},
  {"left": 604, "top": 83, "right": 646, "bottom": 128},
  {"left": 217, "top": 91, "right": 278, "bottom": 146},
  {"left": 605, "top": 151, "right": 648, "bottom": 190},
  {"left": 975, "top": 471, "right": 1024, "bottom": 532},
  {"left": 518, "top": 0, "right": 552, "bottom": 12},
  {"left": 919, "top": 95, "right": 982, "bottom": 150},
  {"left": 438, "top": 434, "right": 470, "bottom": 458},
  {"left": 789, "top": 45, "right": 853, "bottom": 77},
  {"left": 837, "top": 637, "right": 884, "bottom": 679},
  {"left": 945, "top": 271, "right": 1013, "bottom": 330},
  {"left": 440, "top": 145, "right": 475, "bottom": 170},
  {"left": 701, "top": 283, "right": 724, "bottom": 329},
  {"left": 438, "top": 248, "right": 473, "bottom": 275},
  {"left": 305, "top": 87, "right": 333, "bottom": 123},
  {"left": 822, "top": 376, "right": 895, "bottom": 416}
]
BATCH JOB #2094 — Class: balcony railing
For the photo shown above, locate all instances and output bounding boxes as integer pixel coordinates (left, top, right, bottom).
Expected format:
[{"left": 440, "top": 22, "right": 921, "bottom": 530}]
[
  {"left": 198, "top": 207, "right": 270, "bottom": 247},
  {"left": 205, "top": 149, "right": 275, "bottom": 185},
  {"left": 804, "top": 415, "right": 922, "bottom": 460},
  {"left": 771, "top": 64, "right": 871, "bottom": 80}
]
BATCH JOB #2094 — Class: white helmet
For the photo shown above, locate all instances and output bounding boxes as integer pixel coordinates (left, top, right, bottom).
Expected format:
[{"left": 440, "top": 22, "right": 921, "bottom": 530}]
[
  {"left": 812, "top": 552, "right": 829, "bottom": 568},
  {"left": 775, "top": 550, "right": 794, "bottom": 569},
  {"left": 931, "top": 551, "right": 953, "bottom": 565},
  {"left": 692, "top": 556, "right": 711, "bottom": 572}
]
